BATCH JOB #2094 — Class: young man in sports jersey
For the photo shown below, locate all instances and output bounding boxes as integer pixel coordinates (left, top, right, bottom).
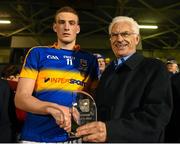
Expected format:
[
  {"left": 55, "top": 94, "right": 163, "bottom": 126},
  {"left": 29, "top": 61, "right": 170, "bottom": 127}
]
[{"left": 15, "top": 6, "right": 99, "bottom": 143}]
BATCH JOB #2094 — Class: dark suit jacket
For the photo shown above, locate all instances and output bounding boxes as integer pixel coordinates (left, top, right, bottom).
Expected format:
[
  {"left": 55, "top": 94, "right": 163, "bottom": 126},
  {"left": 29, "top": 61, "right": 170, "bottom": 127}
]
[
  {"left": 95, "top": 52, "right": 172, "bottom": 142},
  {"left": 0, "top": 79, "right": 16, "bottom": 142},
  {"left": 165, "top": 73, "right": 180, "bottom": 142}
]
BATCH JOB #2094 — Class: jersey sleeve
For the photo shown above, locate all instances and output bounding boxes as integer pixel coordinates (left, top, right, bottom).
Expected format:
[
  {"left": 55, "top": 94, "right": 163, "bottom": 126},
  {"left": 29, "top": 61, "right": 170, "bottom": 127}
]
[
  {"left": 20, "top": 48, "right": 40, "bottom": 80},
  {"left": 86, "top": 55, "right": 99, "bottom": 94}
]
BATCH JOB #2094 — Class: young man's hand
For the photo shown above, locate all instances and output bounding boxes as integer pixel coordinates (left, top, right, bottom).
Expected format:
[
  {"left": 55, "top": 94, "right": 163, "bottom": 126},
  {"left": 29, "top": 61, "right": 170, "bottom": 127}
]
[{"left": 47, "top": 105, "right": 71, "bottom": 132}]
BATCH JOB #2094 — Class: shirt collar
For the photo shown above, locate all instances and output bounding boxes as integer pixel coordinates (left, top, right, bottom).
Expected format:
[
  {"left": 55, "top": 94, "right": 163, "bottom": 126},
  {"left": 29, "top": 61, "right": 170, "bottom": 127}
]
[
  {"left": 50, "top": 42, "right": 81, "bottom": 51},
  {"left": 117, "top": 53, "right": 134, "bottom": 65}
]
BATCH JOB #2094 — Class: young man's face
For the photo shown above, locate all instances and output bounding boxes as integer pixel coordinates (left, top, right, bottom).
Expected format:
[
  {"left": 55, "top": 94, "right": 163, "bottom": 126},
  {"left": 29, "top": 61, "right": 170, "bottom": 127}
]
[
  {"left": 53, "top": 12, "right": 80, "bottom": 45},
  {"left": 110, "top": 22, "right": 139, "bottom": 58}
]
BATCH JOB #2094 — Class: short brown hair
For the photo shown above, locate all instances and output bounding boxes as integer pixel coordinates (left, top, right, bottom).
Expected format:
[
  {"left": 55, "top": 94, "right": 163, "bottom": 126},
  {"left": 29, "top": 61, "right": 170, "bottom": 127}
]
[
  {"left": 54, "top": 6, "right": 79, "bottom": 23},
  {"left": 1, "top": 64, "right": 20, "bottom": 79}
]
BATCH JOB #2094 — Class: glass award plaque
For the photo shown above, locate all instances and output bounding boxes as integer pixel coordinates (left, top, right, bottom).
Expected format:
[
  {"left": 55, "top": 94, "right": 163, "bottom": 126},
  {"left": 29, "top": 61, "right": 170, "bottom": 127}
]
[{"left": 69, "top": 90, "right": 97, "bottom": 138}]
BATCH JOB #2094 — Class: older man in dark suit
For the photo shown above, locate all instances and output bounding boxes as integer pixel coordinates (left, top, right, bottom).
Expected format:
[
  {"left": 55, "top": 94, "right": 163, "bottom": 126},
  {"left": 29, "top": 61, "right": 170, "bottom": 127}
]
[{"left": 75, "top": 16, "right": 172, "bottom": 142}]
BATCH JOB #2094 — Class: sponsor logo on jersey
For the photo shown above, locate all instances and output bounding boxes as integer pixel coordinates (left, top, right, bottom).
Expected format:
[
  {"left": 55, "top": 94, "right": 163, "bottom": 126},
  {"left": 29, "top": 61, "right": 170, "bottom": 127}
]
[
  {"left": 63, "top": 55, "right": 75, "bottom": 60},
  {"left": 47, "top": 55, "right": 59, "bottom": 60},
  {"left": 44, "top": 77, "right": 50, "bottom": 82},
  {"left": 44, "top": 77, "right": 86, "bottom": 86}
]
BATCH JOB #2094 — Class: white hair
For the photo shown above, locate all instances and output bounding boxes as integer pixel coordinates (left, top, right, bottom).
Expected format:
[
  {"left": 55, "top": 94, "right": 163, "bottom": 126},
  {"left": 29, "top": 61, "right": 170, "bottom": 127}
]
[{"left": 108, "top": 16, "right": 139, "bottom": 34}]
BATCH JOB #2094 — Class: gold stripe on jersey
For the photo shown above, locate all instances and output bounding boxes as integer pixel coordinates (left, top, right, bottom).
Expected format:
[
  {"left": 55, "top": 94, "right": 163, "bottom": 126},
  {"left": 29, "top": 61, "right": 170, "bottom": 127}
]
[
  {"left": 20, "top": 68, "right": 38, "bottom": 80},
  {"left": 35, "top": 69, "right": 90, "bottom": 91}
]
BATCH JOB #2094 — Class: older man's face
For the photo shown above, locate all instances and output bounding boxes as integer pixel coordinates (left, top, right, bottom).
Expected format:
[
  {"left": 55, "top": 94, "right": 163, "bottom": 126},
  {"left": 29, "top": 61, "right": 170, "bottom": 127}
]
[{"left": 110, "top": 22, "right": 139, "bottom": 58}]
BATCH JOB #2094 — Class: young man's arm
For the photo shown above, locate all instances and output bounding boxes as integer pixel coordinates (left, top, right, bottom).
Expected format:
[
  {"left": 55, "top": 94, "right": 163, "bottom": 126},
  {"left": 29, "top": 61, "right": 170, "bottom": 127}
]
[{"left": 15, "top": 77, "right": 71, "bottom": 132}]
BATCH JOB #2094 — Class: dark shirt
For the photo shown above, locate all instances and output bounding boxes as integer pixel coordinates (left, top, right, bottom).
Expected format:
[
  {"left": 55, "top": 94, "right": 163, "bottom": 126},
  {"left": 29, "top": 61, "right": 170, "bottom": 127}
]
[{"left": 0, "top": 79, "right": 17, "bottom": 142}]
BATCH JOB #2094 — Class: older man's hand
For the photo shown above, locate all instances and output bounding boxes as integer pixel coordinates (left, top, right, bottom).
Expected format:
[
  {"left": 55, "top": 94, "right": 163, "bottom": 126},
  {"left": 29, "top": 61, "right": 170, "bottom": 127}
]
[{"left": 75, "top": 121, "right": 107, "bottom": 142}]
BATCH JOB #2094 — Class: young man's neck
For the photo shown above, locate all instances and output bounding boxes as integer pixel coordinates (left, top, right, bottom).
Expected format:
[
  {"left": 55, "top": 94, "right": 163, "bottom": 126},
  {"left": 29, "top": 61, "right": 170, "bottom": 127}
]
[{"left": 57, "top": 41, "right": 76, "bottom": 50}]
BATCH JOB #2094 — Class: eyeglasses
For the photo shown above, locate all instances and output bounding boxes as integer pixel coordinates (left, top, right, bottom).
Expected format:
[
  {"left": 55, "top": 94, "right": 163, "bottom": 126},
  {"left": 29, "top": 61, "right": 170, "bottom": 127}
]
[{"left": 110, "top": 31, "right": 137, "bottom": 38}]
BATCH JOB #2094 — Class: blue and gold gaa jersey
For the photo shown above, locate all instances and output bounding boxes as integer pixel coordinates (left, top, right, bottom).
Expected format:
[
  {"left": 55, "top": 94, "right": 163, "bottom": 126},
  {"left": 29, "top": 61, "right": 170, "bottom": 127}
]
[{"left": 20, "top": 46, "right": 99, "bottom": 142}]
